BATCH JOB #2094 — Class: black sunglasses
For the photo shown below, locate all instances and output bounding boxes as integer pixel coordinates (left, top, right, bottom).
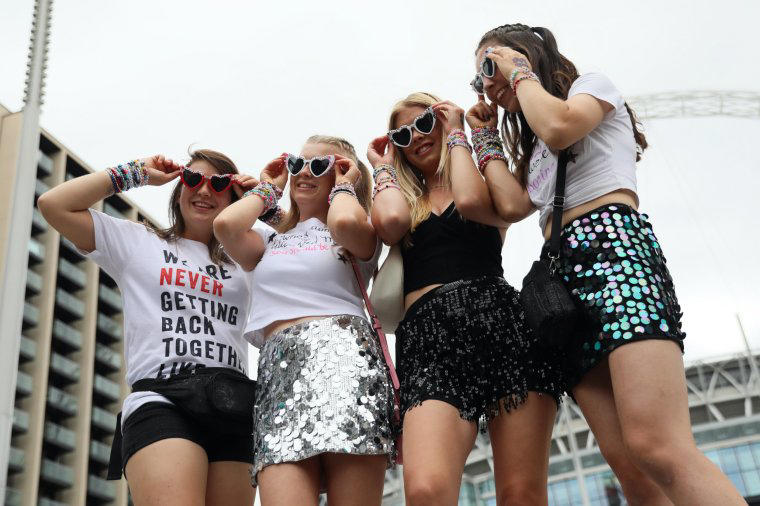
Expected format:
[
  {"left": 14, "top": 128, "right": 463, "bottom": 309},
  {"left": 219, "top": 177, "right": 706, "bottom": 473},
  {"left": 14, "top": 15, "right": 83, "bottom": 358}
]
[
  {"left": 285, "top": 154, "right": 336, "bottom": 177},
  {"left": 387, "top": 107, "right": 436, "bottom": 147},
  {"left": 471, "top": 50, "right": 497, "bottom": 95}
]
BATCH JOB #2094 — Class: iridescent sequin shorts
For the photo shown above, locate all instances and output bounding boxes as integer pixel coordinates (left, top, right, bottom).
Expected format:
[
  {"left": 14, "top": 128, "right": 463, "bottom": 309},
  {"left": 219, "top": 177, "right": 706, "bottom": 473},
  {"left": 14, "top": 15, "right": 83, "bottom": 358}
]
[
  {"left": 251, "top": 315, "right": 395, "bottom": 484},
  {"left": 541, "top": 204, "right": 686, "bottom": 387},
  {"left": 395, "top": 276, "right": 564, "bottom": 425}
]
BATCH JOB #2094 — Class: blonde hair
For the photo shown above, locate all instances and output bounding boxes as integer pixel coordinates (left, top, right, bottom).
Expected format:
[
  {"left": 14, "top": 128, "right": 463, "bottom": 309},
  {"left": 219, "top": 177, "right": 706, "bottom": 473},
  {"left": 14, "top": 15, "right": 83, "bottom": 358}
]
[
  {"left": 276, "top": 135, "right": 372, "bottom": 233},
  {"left": 388, "top": 92, "right": 451, "bottom": 232}
]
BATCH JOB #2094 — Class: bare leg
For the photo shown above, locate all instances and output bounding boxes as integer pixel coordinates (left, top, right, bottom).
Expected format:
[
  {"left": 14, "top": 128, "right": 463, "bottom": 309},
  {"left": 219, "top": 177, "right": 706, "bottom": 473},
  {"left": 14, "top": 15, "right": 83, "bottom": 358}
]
[
  {"left": 573, "top": 360, "right": 672, "bottom": 505},
  {"left": 206, "top": 461, "right": 255, "bottom": 506},
  {"left": 610, "top": 340, "right": 745, "bottom": 505},
  {"left": 257, "top": 456, "right": 321, "bottom": 506},
  {"left": 402, "top": 400, "right": 478, "bottom": 506},
  {"left": 487, "top": 392, "right": 556, "bottom": 505},
  {"left": 125, "top": 438, "right": 208, "bottom": 506},
  {"left": 323, "top": 453, "right": 387, "bottom": 506}
]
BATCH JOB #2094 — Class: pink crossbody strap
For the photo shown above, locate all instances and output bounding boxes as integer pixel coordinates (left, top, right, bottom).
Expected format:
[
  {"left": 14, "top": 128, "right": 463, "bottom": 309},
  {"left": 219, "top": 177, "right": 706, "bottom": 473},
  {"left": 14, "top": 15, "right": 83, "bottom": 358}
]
[{"left": 349, "top": 256, "right": 401, "bottom": 391}]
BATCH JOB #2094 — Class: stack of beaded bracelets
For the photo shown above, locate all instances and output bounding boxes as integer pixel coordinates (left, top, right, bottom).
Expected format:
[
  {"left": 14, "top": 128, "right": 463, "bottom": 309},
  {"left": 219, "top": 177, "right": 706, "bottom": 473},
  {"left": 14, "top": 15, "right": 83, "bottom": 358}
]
[
  {"left": 259, "top": 206, "right": 284, "bottom": 227},
  {"left": 243, "top": 181, "right": 283, "bottom": 214},
  {"left": 509, "top": 67, "right": 540, "bottom": 92},
  {"left": 471, "top": 127, "right": 507, "bottom": 172},
  {"left": 372, "top": 164, "right": 401, "bottom": 199},
  {"left": 446, "top": 128, "right": 472, "bottom": 153},
  {"left": 106, "top": 160, "right": 149, "bottom": 194},
  {"left": 328, "top": 182, "right": 358, "bottom": 204}
]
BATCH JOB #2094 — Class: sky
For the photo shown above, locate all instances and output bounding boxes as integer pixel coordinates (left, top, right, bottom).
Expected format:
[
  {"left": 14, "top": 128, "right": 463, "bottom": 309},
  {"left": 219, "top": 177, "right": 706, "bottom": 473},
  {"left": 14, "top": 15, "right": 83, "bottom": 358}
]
[{"left": 2, "top": 0, "right": 759, "bottom": 368}]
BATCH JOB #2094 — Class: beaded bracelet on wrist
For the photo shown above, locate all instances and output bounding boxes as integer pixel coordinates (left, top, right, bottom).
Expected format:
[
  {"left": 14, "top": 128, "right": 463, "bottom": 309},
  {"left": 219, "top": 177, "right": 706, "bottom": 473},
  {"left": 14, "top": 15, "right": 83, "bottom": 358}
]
[
  {"left": 373, "top": 164, "right": 398, "bottom": 182},
  {"left": 372, "top": 180, "right": 401, "bottom": 199},
  {"left": 328, "top": 182, "right": 358, "bottom": 205},
  {"left": 446, "top": 128, "right": 472, "bottom": 153},
  {"left": 471, "top": 127, "right": 506, "bottom": 172},
  {"left": 259, "top": 205, "right": 284, "bottom": 227},
  {"left": 243, "top": 181, "right": 283, "bottom": 213},
  {"left": 106, "top": 160, "right": 148, "bottom": 194}
]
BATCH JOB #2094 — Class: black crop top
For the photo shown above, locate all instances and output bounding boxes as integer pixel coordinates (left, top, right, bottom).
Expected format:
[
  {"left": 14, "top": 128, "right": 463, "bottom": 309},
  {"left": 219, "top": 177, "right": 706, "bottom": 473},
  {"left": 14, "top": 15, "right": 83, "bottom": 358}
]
[{"left": 401, "top": 202, "right": 503, "bottom": 294}]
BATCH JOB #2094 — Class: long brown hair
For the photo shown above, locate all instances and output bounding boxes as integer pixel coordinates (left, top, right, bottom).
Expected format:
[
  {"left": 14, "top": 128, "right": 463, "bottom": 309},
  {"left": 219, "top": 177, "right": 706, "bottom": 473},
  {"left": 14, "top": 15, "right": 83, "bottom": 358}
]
[
  {"left": 277, "top": 135, "right": 372, "bottom": 233},
  {"left": 476, "top": 24, "right": 648, "bottom": 186},
  {"left": 145, "top": 148, "right": 239, "bottom": 264}
]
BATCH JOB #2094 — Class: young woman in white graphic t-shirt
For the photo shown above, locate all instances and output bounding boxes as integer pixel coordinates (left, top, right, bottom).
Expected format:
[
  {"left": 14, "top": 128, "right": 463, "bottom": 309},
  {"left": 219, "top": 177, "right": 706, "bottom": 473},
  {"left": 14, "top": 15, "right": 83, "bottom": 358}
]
[
  {"left": 466, "top": 23, "right": 744, "bottom": 505},
  {"left": 214, "top": 135, "right": 396, "bottom": 506},
  {"left": 38, "top": 149, "right": 259, "bottom": 506}
]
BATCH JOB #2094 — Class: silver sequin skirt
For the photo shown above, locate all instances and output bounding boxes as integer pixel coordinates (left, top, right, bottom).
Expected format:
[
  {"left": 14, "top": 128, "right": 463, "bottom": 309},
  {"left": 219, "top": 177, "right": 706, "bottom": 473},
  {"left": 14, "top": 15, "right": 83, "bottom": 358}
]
[{"left": 251, "top": 315, "right": 396, "bottom": 484}]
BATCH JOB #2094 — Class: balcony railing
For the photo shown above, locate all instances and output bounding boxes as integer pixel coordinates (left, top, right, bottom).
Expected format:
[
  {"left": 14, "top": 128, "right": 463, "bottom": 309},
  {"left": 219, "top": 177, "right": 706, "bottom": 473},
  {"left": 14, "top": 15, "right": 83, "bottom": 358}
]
[
  {"left": 95, "top": 343, "right": 121, "bottom": 371},
  {"left": 55, "top": 288, "right": 86, "bottom": 320},
  {"left": 47, "top": 385, "right": 78, "bottom": 416},
  {"left": 15, "top": 371, "right": 33, "bottom": 397},
  {"left": 52, "top": 319, "right": 83, "bottom": 350},
  {"left": 8, "top": 447, "right": 24, "bottom": 473},
  {"left": 87, "top": 474, "right": 116, "bottom": 501},
  {"left": 38, "top": 150, "right": 54, "bottom": 176},
  {"left": 25, "top": 269, "right": 43, "bottom": 295},
  {"left": 98, "top": 284, "right": 122, "bottom": 312},
  {"left": 50, "top": 352, "right": 80, "bottom": 383},
  {"left": 58, "top": 257, "right": 87, "bottom": 289},
  {"left": 91, "top": 406, "right": 117, "bottom": 432},
  {"left": 32, "top": 207, "right": 49, "bottom": 233},
  {"left": 34, "top": 178, "right": 50, "bottom": 198},
  {"left": 44, "top": 421, "right": 77, "bottom": 451},
  {"left": 12, "top": 409, "right": 29, "bottom": 433},
  {"left": 22, "top": 302, "right": 39, "bottom": 328},
  {"left": 97, "top": 313, "right": 122, "bottom": 341},
  {"left": 89, "top": 440, "right": 112, "bottom": 465},
  {"left": 103, "top": 202, "right": 128, "bottom": 221},
  {"left": 19, "top": 335, "right": 36, "bottom": 362},
  {"left": 38, "top": 498, "right": 68, "bottom": 506},
  {"left": 5, "top": 488, "right": 22, "bottom": 506},
  {"left": 40, "top": 458, "right": 74, "bottom": 487},
  {"left": 27, "top": 237, "right": 45, "bottom": 265},
  {"left": 93, "top": 374, "right": 121, "bottom": 402}
]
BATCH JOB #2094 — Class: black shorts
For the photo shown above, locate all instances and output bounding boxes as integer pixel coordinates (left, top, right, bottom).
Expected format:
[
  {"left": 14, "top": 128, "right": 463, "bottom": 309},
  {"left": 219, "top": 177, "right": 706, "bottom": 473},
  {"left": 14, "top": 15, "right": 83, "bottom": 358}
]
[
  {"left": 395, "top": 276, "right": 564, "bottom": 425},
  {"left": 542, "top": 203, "right": 686, "bottom": 388},
  {"left": 117, "top": 401, "right": 253, "bottom": 477}
]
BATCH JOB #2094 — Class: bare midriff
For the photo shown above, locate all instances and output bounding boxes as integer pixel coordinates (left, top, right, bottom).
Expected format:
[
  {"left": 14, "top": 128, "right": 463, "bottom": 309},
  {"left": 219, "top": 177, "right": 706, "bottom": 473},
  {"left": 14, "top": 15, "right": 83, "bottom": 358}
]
[
  {"left": 404, "top": 284, "right": 444, "bottom": 312},
  {"left": 263, "top": 315, "right": 333, "bottom": 340},
  {"left": 543, "top": 189, "right": 638, "bottom": 241}
]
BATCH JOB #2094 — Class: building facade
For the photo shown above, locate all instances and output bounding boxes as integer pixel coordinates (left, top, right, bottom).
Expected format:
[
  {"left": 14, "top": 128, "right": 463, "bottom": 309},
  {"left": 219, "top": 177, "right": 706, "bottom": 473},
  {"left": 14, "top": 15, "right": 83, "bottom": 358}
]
[
  {"left": 381, "top": 350, "right": 760, "bottom": 505},
  {"left": 1, "top": 103, "right": 152, "bottom": 506}
]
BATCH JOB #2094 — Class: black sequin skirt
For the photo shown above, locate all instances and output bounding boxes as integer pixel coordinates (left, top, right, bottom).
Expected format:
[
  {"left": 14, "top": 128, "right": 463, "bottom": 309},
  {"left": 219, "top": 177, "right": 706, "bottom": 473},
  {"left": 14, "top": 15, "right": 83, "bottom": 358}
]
[
  {"left": 395, "top": 276, "right": 564, "bottom": 425},
  {"left": 541, "top": 204, "right": 686, "bottom": 388}
]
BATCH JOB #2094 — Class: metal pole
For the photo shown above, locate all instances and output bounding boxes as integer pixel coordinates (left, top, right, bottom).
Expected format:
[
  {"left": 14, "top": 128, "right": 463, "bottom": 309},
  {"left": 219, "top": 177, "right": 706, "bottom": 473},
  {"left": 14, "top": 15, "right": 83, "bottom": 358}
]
[
  {"left": 736, "top": 313, "right": 759, "bottom": 389},
  {"left": 562, "top": 400, "right": 591, "bottom": 505},
  {"left": 0, "top": 0, "right": 53, "bottom": 500}
]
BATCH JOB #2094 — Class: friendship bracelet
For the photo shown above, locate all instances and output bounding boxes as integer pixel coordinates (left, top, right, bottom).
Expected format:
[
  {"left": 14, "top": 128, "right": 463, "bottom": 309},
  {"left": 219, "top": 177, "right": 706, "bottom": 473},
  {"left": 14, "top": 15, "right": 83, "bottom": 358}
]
[
  {"left": 243, "top": 181, "right": 283, "bottom": 213},
  {"left": 513, "top": 72, "right": 540, "bottom": 92},
  {"left": 446, "top": 128, "right": 472, "bottom": 153},
  {"left": 372, "top": 181, "right": 401, "bottom": 199},
  {"left": 471, "top": 127, "right": 507, "bottom": 172},
  {"left": 259, "top": 205, "right": 284, "bottom": 227},
  {"left": 328, "top": 182, "right": 358, "bottom": 205},
  {"left": 106, "top": 160, "right": 148, "bottom": 194},
  {"left": 373, "top": 164, "right": 398, "bottom": 182},
  {"left": 510, "top": 69, "right": 540, "bottom": 91}
]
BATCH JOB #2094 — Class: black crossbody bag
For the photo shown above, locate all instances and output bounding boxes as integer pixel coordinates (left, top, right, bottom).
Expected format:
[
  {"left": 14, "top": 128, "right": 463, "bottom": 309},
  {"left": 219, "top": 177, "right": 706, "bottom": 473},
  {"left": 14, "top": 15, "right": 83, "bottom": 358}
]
[
  {"left": 131, "top": 367, "right": 256, "bottom": 436},
  {"left": 521, "top": 150, "right": 579, "bottom": 346}
]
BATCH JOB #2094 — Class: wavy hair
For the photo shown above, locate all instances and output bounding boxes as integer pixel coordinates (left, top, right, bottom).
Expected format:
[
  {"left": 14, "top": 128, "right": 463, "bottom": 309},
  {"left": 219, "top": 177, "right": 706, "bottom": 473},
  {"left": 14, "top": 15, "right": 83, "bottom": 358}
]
[{"left": 476, "top": 24, "right": 648, "bottom": 186}]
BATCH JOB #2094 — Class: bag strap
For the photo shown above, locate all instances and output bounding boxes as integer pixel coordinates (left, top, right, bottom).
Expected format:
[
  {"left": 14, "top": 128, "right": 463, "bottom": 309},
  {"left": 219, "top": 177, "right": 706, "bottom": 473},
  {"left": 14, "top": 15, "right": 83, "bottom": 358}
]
[
  {"left": 548, "top": 150, "right": 571, "bottom": 269},
  {"left": 348, "top": 255, "right": 401, "bottom": 391}
]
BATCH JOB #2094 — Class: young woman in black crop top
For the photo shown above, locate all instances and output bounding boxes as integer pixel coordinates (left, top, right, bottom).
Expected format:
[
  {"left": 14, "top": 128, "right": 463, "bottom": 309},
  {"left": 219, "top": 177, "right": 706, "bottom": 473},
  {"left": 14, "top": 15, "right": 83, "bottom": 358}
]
[{"left": 369, "top": 91, "right": 564, "bottom": 505}]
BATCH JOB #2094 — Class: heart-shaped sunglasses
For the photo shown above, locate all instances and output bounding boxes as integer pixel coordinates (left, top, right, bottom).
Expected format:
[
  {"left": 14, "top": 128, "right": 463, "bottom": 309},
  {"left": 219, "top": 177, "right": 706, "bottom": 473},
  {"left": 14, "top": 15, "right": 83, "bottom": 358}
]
[
  {"left": 387, "top": 107, "right": 436, "bottom": 148},
  {"left": 285, "top": 154, "right": 336, "bottom": 177},
  {"left": 180, "top": 167, "right": 237, "bottom": 193}
]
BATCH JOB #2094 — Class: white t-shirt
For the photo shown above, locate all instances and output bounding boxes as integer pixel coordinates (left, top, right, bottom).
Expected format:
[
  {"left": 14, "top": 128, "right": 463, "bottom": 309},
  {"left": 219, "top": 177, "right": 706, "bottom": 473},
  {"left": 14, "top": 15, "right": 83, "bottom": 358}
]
[
  {"left": 83, "top": 209, "right": 252, "bottom": 423},
  {"left": 526, "top": 72, "right": 639, "bottom": 230},
  {"left": 244, "top": 217, "right": 380, "bottom": 347}
]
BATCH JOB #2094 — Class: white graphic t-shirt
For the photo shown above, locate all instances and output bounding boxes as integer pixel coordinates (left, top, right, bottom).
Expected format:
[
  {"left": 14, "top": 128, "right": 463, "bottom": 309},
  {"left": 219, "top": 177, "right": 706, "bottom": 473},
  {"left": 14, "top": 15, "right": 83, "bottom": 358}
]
[
  {"left": 526, "top": 72, "right": 639, "bottom": 230},
  {"left": 83, "top": 209, "right": 253, "bottom": 424},
  {"left": 244, "top": 217, "right": 380, "bottom": 347}
]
